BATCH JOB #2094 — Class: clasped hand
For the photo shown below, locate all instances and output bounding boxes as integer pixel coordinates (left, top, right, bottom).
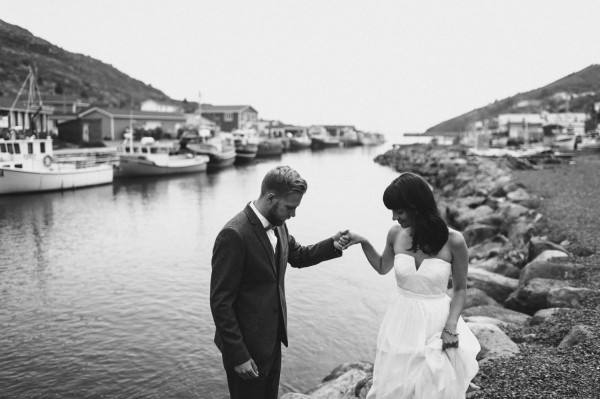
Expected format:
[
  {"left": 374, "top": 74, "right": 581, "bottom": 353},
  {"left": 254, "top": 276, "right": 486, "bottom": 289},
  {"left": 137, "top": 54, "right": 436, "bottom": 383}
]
[{"left": 334, "top": 230, "right": 363, "bottom": 250}]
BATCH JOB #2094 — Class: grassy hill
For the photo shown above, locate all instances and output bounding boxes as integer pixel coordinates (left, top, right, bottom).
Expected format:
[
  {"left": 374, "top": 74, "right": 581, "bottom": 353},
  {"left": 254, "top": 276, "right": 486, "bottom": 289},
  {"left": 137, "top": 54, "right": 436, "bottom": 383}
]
[
  {"left": 426, "top": 64, "right": 600, "bottom": 134},
  {"left": 0, "top": 18, "right": 174, "bottom": 108}
]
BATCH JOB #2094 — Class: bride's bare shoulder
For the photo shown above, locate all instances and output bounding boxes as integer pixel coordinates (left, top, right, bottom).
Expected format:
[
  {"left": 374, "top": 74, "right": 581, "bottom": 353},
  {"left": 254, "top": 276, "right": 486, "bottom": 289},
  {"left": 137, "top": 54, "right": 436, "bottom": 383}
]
[
  {"left": 388, "top": 224, "right": 408, "bottom": 241},
  {"left": 447, "top": 228, "right": 467, "bottom": 248}
]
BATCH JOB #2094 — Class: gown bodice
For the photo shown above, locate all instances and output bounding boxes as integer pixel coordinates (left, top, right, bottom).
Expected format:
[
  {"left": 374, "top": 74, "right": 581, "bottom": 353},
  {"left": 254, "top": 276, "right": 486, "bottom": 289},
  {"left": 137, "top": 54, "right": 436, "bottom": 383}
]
[{"left": 393, "top": 253, "right": 452, "bottom": 297}]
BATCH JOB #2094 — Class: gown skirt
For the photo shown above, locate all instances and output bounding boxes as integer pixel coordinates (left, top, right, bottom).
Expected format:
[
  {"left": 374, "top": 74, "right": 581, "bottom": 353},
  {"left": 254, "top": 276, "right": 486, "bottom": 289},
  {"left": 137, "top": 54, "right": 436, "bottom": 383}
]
[{"left": 366, "top": 286, "right": 480, "bottom": 399}]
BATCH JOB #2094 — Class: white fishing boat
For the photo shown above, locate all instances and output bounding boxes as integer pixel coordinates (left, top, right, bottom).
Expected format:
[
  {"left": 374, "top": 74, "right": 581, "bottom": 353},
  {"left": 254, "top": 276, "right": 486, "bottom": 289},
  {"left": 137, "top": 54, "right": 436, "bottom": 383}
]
[
  {"left": 287, "top": 128, "right": 311, "bottom": 150},
  {"left": 0, "top": 67, "right": 113, "bottom": 195},
  {"left": 0, "top": 137, "right": 113, "bottom": 195},
  {"left": 309, "top": 125, "right": 341, "bottom": 149},
  {"left": 180, "top": 130, "right": 236, "bottom": 170},
  {"left": 117, "top": 137, "right": 209, "bottom": 177}
]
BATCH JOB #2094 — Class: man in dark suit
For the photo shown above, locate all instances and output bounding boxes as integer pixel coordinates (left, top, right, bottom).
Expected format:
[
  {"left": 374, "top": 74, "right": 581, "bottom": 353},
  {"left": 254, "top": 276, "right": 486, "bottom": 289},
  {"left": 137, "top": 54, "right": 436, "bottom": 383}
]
[{"left": 210, "top": 165, "right": 346, "bottom": 399}]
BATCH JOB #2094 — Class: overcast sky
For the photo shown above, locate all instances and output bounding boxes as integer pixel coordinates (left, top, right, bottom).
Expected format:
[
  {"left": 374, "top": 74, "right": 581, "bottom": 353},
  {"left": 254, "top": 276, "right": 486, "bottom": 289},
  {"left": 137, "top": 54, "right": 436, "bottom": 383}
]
[{"left": 2, "top": 0, "right": 599, "bottom": 135}]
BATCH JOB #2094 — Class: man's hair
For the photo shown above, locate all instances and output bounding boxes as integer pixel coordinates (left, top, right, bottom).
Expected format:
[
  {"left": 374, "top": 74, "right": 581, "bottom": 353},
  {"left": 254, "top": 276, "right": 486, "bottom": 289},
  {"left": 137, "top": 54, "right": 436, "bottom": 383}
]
[{"left": 261, "top": 165, "right": 307, "bottom": 197}]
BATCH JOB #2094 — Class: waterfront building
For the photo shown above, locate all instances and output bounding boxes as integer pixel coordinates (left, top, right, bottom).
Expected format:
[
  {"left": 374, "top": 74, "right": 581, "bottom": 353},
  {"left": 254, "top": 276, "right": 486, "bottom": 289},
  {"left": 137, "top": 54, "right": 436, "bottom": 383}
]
[
  {"left": 200, "top": 104, "right": 258, "bottom": 132},
  {"left": 58, "top": 107, "right": 186, "bottom": 143}
]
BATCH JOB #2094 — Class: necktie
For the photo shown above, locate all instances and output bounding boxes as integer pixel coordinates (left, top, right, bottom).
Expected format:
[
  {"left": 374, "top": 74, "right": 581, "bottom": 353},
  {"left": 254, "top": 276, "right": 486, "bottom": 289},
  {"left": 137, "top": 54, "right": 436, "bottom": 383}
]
[{"left": 265, "top": 225, "right": 277, "bottom": 253}]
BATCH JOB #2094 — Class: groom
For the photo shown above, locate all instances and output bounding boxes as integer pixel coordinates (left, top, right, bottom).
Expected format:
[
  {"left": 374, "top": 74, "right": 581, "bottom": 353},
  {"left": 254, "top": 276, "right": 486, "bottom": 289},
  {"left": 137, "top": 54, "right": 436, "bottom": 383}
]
[{"left": 210, "top": 165, "right": 347, "bottom": 399}]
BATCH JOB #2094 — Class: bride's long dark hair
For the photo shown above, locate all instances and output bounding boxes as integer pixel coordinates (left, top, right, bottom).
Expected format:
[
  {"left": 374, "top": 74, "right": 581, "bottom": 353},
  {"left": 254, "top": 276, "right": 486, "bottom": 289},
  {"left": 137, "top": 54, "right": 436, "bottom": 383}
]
[{"left": 383, "top": 172, "right": 448, "bottom": 255}]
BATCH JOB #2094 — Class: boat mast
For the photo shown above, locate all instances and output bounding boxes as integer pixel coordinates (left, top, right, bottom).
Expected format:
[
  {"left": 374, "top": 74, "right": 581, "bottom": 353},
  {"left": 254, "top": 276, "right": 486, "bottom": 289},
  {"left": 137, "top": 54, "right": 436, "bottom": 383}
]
[
  {"left": 198, "top": 91, "right": 202, "bottom": 134},
  {"left": 129, "top": 100, "right": 133, "bottom": 153}
]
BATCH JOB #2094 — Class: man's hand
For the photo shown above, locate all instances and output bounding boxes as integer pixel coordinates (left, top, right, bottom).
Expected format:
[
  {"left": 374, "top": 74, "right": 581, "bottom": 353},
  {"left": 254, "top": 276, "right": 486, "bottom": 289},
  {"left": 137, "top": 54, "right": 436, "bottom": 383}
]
[
  {"left": 339, "top": 231, "right": 365, "bottom": 250},
  {"left": 234, "top": 358, "right": 259, "bottom": 379},
  {"left": 333, "top": 229, "right": 350, "bottom": 251}
]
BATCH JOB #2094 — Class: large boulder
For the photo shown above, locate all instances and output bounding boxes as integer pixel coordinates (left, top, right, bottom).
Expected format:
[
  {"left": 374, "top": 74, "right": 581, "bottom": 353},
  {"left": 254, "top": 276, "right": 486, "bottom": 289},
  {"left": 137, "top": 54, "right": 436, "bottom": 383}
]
[
  {"left": 530, "top": 307, "right": 577, "bottom": 326},
  {"left": 355, "top": 378, "right": 373, "bottom": 399},
  {"left": 467, "top": 322, "right": 520, "bottom": 361},
  {"left": 528, "top": 237, "right": 569, "bottom": 262},
  {"left": 281, "top": 394, "right": 311, "bottom": 399},
  {"left": 462, "top": 305, "right": 532, "bottom": 327},
  {"left": 504, "top": 278, "right": 569, "bottom": 314},
  {"left": 547, "top": 287, "right": 597, "bottom": 308},
  {"left": 472, "top": 213, "right": 505, "bottom": 228},
  {"left": 470, "top": 257, "right": 521, "bottom": 279},
  {"left": 467, "top": 268, "right": 519, "bottom": 303},
  {"left": 519, "top": 259, "right": 584, "bottom": 286},
  {"left": 448, "top": 287, "right": 501, "bottom": 309},
  {"left": 531, "top": 250, "right": 569, "bottom": 263},
  {"left": 322, "top": 362, "right": 373, "bottom": 382},
  {"left": 468, "top": 235, "right": 513, "bottom": 261},
  {"left": 558, "top": 325, "right": 596, "bottom": 348},
  {"left": 462, "top": 223, "right": 501, "bottom": 246},
  {"left": 306, "top": 368, "right": 371, "bottom": 399},
  {"left": 498, "top": 202, "right": 530, "bottom": 222},
  {"left": 454, "top": 205, "right": 495, "bottom": 229},
  {"left": 506, "top": 216, "right": 535, "bottom": 252},
  {"left": 463, "top": 315, "right": 518, "bottom": 333}
]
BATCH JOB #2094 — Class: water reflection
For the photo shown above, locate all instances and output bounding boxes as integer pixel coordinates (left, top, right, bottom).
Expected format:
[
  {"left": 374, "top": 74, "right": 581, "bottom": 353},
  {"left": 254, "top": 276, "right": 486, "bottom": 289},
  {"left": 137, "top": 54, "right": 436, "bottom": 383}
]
[{"left": 0, "top": 144, "right": 400, "bottom": 398}]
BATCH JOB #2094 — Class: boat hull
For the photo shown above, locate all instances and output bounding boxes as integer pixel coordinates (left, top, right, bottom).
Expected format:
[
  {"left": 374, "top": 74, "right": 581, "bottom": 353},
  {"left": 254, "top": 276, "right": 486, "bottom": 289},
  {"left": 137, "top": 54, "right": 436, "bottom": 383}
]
[
  {"left": 0, "top": 165, "right": 113, "bottom": 195},
  {"left": 257, "top": 140, "right": 284, "bottom": 157},
  {"left": 289, "top": 138, "right": 312, "bottom": 150},
  {"left": 311, "top": 137, "right": 341, "bottom": 149},
  {"left": 117, "top": 156, "right": 208, "bottom": 177},
  {"left": 235, "top": 144, "right": 258, "bottom": 163}
]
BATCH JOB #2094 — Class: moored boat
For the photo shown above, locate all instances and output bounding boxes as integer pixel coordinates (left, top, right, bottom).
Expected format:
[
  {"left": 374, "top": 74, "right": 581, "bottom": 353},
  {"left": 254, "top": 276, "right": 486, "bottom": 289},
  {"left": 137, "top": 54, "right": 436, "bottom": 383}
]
[
  {"left": 180, "top": 130, "right": 236, "bottom": 170},
  {"left": 0, "top": 137, "right": 113, "bottom": 195},
  {"left": 256, "top": 137, "right": 284, "bottom": 157},
  {"left": 116, "top": 137, "right": 209, "bottom": 177},
  {"left": 0, "top": 67, "right": 113, "bottom": 195},
  {"left": 287, "top": 128, "right": 312, "bottom": 150},
  {"left": 232, "top": 129, "right": 259, "bottom": 163},
  {"left": 309, "top": 125, "right": 341, "bottom": 149}
]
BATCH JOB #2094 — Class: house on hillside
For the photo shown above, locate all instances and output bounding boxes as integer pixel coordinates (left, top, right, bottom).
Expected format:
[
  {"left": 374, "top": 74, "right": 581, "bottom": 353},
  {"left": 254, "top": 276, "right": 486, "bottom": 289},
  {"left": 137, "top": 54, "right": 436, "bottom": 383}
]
[
  {"left": 57, "top": 106, "right": 186, "bottom": 143},
  {"left": 0, "top": 98, "right": 53, "bottom": 138},
  {"left": 141, "top": 99, "right": 183, "bottom": 113},
  {"left": 200, "top": 104, "right": 258, "bottom": 132}
]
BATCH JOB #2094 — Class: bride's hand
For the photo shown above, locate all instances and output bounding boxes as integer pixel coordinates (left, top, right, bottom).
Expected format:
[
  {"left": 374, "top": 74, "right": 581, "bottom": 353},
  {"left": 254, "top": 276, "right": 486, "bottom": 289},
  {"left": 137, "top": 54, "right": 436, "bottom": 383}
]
[{"left": 339, "top": 231, "right": 365, "bottom": 249}]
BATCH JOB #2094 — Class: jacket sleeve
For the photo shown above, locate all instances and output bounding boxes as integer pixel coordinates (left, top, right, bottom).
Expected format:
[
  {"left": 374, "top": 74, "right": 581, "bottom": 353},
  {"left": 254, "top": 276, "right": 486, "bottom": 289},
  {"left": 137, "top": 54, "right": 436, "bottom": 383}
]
[
  {"left": 210, "top": 227, "right": 250, "bottom": 366},
  {"left": 286, "top": 230, "right": 342, "bottom": 269}
]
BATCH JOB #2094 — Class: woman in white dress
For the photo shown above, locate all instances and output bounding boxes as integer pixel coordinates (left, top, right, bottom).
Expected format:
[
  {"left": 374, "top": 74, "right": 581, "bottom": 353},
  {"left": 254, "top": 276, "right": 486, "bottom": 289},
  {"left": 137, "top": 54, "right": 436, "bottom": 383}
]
[{"left": 340, "top": 172, "right": 480, "bottom": 398}]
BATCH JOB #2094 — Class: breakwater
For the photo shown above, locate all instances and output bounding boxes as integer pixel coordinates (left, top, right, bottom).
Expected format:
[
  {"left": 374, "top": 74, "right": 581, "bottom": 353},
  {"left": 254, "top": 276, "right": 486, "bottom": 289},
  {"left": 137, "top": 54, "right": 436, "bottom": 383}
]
[{"left": 282, "top": 144, "right": 598, "bottom": 399}]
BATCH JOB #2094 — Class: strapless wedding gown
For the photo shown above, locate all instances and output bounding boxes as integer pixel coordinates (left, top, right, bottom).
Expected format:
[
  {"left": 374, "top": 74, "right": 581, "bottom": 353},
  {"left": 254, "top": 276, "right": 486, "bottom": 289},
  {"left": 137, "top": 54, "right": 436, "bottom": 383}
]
[{"left": 366, "top": 253, "right": 480, "bottom": 399}]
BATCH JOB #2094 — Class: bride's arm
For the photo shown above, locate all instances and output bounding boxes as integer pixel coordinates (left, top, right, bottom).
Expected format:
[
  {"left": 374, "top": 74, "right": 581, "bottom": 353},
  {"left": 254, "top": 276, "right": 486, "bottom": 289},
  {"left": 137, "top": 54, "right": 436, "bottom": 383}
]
[
  {"left": 443, "top": 230, "right": 469, "bottom": 344},
  {"left": 345, "top": 228, "right": 397, "bottom": 275}
]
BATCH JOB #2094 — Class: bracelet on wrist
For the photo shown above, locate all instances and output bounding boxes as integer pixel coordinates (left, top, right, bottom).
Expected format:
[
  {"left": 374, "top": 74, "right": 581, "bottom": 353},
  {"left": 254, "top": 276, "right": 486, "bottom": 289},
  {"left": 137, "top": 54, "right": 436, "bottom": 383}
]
[{"left": 443, "top": 327, "right": 459, "bottom": 336}]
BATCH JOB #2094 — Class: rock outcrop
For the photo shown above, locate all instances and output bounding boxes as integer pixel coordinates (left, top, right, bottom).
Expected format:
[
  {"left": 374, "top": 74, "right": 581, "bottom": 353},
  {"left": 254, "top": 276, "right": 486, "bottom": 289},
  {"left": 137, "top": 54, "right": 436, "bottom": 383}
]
[{"left": 282, "top": 144, "right": 597, "bottom": 398}]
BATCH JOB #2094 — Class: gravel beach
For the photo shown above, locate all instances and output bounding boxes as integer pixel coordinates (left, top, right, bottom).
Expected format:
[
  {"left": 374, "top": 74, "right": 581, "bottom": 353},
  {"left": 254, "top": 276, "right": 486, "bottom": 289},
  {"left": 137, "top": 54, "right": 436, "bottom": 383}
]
[{"left": 470, "top": 152, "right": 600, "bottom": 399}]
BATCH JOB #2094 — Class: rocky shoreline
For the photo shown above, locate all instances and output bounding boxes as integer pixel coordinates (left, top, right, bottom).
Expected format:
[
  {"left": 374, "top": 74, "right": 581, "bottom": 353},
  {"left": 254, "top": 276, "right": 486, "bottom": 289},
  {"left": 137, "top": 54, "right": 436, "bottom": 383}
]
[{"left": 282, "top": 144, "right": 599, "bottom": 399}]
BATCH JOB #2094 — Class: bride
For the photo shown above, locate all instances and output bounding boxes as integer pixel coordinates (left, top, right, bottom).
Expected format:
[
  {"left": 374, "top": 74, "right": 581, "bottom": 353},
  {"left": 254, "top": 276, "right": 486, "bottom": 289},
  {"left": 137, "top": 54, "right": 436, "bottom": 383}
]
[{"left": 340, "top": 172, "right": 480, "bottom": 398}]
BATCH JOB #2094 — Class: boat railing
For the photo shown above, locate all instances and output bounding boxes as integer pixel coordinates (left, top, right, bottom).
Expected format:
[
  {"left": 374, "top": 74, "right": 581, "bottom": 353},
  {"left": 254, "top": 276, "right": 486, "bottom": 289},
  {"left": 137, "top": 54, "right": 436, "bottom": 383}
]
[{"left": 53, "top": 147, "right": 119, "bottom": 167}]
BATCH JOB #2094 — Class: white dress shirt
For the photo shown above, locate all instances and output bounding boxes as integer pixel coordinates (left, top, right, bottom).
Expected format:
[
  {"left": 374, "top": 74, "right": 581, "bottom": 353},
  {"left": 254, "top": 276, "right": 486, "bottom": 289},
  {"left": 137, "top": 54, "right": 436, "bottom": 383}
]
[{"left": 250, "top": 201, "right": 277, "bottom": 253}]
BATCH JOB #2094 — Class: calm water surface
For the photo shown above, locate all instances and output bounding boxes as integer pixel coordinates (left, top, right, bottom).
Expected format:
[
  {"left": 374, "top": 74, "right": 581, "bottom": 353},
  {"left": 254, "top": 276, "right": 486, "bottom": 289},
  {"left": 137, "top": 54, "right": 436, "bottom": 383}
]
[{"left": 0, "top": 144, "right": 404, "bottom": 398}]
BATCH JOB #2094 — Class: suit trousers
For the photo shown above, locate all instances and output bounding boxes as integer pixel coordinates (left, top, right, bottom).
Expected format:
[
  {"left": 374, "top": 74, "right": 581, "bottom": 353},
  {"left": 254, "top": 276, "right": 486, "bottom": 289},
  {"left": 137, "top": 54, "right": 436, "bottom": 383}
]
[{"left": 225, "top": 341, "right": 281, "bottom": 399}]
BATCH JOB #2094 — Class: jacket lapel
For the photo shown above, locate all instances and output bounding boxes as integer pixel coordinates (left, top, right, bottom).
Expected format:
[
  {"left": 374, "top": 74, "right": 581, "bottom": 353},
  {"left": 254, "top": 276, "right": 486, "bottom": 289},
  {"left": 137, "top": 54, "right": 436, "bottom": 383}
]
[{"left": 244, "top": 204, "right": 277, "bottom": 275}]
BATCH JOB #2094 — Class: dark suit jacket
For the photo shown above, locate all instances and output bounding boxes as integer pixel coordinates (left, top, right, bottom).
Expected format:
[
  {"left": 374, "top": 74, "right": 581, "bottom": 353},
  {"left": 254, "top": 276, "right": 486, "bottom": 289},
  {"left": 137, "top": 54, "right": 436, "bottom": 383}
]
[{"left": 210, "top": 203, "right": 342, "bottom": 368}]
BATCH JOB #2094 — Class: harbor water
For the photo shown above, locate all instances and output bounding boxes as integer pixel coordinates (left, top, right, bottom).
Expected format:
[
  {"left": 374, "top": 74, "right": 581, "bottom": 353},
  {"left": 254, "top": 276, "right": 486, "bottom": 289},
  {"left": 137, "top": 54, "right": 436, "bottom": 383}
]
[{"left": 0, "top": 142, "right": 411, "bottom": 398}]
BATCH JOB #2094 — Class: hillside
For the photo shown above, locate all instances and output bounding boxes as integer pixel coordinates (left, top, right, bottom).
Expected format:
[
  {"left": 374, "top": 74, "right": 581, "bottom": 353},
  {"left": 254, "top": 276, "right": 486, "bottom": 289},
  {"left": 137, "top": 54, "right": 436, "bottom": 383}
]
[
  {"left": 426, "top": 64, "right": 600, "bottom": 134},
  {"left": 0, "top": 18, "right": 174, "bottom": 108}
]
